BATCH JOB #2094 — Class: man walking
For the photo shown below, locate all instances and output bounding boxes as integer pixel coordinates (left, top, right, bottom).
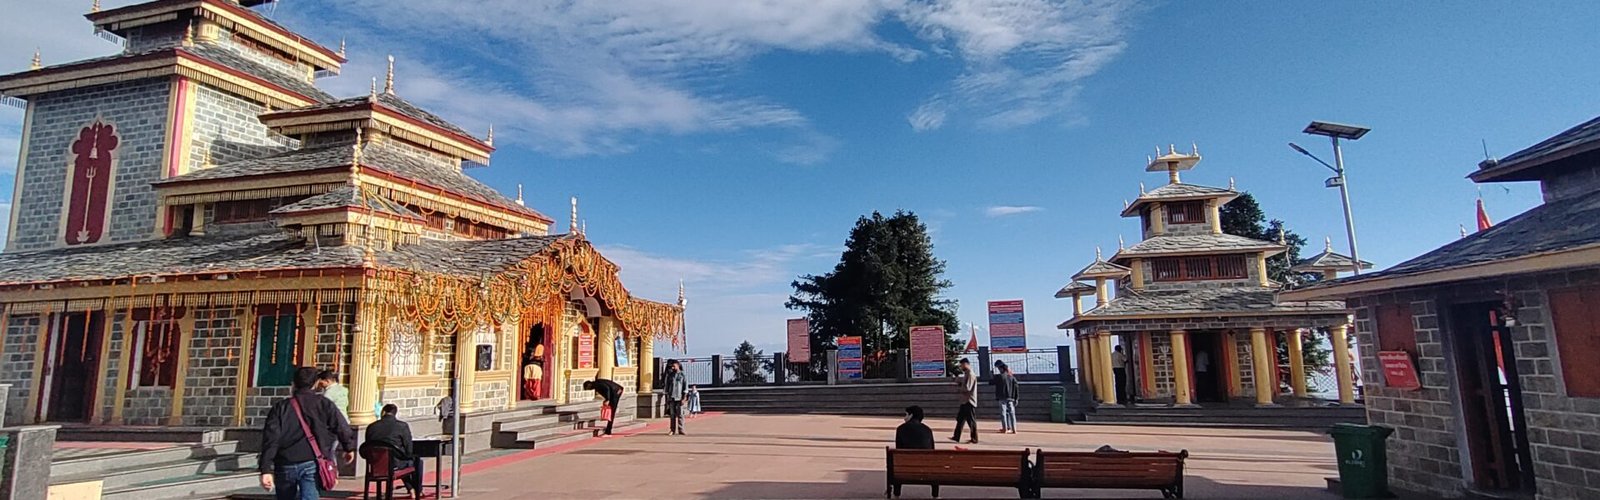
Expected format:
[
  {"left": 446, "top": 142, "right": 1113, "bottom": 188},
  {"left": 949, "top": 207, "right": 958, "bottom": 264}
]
[
  {"left": 950, "top": 358, "right": 978, "bottom": 444},
  {"left": 1111, "top": 344, "right": 1129, "bottom": 404},
  {"left": 991, "top": 360, "right": 1019, "bottom": 434},
  {"left": 259, "top": 367, "right": 355, "bottom": 500},
  {"left": 663, "top": 359, "right": 688, "bottom": 435}
]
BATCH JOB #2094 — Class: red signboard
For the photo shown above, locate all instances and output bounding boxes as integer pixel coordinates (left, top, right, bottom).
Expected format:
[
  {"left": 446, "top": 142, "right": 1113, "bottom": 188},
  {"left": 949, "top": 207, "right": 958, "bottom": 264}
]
[
  {"left": 64, "top": 120, "right": 119, "bottom": 245},
  {"left": 910, "top": 325, "right": 946, "bottom": 378},
  {"left": 1378, "top": 350, "right": 1421, "bottom": 390},
  {"left": 786, "top": 318, "right": 810, "bottom": 363},
  {"left": 577, "top": 323, "right": 595, "bottom": 369}
]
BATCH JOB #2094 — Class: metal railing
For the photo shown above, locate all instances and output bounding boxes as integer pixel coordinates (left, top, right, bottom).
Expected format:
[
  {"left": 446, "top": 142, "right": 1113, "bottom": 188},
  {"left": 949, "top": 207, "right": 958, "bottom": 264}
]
[{"left": 990, "top": 348, "right": 1062, "bottom": 375}]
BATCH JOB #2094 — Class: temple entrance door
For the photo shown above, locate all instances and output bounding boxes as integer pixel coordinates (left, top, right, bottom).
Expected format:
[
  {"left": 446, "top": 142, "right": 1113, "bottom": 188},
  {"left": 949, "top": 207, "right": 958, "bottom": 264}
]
[
  {"left": 1190, "top": 333, "right": 1227, "bottom": 403},
  {"left": 44, "top": 311, "right": 105, "bottom": 422},
  {"left": 1448, "top": 301, "right": 1533, "bottom": 493},
  {"left": 520, "top": 324, "right": 550, "bottom": 401}
]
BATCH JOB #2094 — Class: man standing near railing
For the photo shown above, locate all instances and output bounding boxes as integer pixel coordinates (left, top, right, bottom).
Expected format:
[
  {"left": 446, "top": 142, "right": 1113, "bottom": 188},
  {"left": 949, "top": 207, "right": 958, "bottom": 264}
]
[
  {"left": 664, "top": 359, "right": 689, "bottom": 436},
  {"left": 949, "top": 358, "right": 979, "bottom": 444}
]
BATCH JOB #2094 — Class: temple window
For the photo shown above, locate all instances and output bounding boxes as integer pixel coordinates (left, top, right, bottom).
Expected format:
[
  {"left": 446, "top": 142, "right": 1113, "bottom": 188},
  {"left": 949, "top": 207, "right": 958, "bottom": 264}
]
[
  {"left": 1374, "top": 303, "right": 1417, "bottom": 354},
  {"left": 1548, "top": 286, "right": 1600, "bottom": 397},
  {"left": 386, "top": 320, "right": 421, "bottom": 377},
  {"left": 1151, "top": 254, "right": 1248, "bottom": 281},
  {"left": 213, "top": 199, "right": 274, "bottom": 223},
  {"left": 128, "top": 307, "right": 184, "bottom": 388},
  {"left": 254, "top": 307, "right": 300, "bottom": 386},
  {"left": 474, "top": 327, "right": 496, "bottom": 372},
  {"left": 1165, "top": 201, "right": 1206, "bottom": 225}
]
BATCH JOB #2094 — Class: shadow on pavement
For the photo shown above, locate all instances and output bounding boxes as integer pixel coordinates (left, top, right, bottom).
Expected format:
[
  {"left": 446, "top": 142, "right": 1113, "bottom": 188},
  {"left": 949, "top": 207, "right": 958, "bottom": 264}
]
[{"left": 703, "top": 468, "right": 1339, "bottom": 499}]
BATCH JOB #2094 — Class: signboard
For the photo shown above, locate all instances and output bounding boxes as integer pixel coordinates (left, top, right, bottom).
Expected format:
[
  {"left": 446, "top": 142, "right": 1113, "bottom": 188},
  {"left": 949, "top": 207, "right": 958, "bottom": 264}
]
[
  {"left": 837, "top": 335, "right": 863, "bottom": 379},
  {"left": 787, "top": 318, "right": 811, "bottom": 363},
  {"left": 1378, "top": 351, "right": 1421, "bottom": 390},
  {"left": 614, "top": 335, "right": 630, "bottom": 367},
  {"left": 577, "top": 323, "right": 595, "bottom": 369},
  {"left": 910, "top": 325, "right": 947, "bottom": 378},
  {"left": 988, "top": 299, "right": 1028, "bottom": 353}
]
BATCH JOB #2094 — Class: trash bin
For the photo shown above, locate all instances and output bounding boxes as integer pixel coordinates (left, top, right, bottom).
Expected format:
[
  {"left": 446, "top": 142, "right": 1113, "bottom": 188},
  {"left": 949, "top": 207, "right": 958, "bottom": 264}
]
[
  {"left": 1329, "top": 423, "right": 1393, "bottom": 499},
  {"left": 0, "top": 433, "right": 10, "bottom": 477},
  {"left": 1050, "top": 386, "right": 1067, "bottom": 423}
]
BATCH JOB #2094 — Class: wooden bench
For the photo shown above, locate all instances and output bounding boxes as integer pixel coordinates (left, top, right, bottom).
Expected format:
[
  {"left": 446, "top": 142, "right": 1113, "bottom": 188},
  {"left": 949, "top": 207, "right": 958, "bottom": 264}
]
[
  {"left": 885, "top": 447, "right": 1032, "bottom": 498},
  {"left": 1034, "top": 449, "right": 1188, "bottom": 498}
]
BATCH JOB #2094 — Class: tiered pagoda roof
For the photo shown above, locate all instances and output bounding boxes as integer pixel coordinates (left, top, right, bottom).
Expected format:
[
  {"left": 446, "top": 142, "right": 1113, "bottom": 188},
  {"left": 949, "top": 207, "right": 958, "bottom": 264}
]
[
  {"left": 1112, "top": 233, "right": 1285, "bottom": 260},
  {"left": 1053, "top": 281, "right": 1097, "bottom": 298},
  {"left": 1291, "top": 238, "right": 1372, "bottom": 274}
]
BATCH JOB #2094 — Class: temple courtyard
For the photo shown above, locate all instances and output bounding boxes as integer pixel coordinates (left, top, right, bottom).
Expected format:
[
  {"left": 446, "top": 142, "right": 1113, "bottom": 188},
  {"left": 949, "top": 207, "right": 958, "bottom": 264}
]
[{"left": 437, "top": 413, "right": 1343, "bottom": 499}]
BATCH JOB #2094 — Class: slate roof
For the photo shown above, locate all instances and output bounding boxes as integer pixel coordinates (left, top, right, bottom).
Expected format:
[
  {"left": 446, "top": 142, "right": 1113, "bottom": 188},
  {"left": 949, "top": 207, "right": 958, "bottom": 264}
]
[
  {"left": 1289, "top": 188, "right": 1600, "bottom": 295},
  {"left": 0, "top": 44, "right": 333, "bottom": 103},
  {"left": 277, "top": 93, "right": 478, "bottom": 141},
  {"left": 1072, "top": 259, "right": 1131, "bottom": 280},
  {"left": 1054, "top": 281, "right": 1097, "bottom": 298},
  {"left": 1113, "top": 233, "right": 1284, "bottom": 259},
  {"left": 270, "top": 185, "right": 421, "bottom": 220},
  {"left": 1292, "top": 249, "right": 1372, "bottom": 272},
  {"left": 1121, "top": 182, "right": 1238, "bottom": 216},
  {"left": 155, "top": 142, "right": 548, "bottom": 221},
  {"left": 1071, "top": 286, "right": 1348, "bottom": 320},
  {"left": 1473, "top": 115, "right": 1600, "bottom": 182},
  {"left": 0, "top": 227, "right": 573, "bottom": 285}
]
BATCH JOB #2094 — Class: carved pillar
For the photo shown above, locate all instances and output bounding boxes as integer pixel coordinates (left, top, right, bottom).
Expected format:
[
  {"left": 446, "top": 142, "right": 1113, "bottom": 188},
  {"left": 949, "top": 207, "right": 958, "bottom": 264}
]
[
  {"left": 1130, "top": 258, "right": 1145, "bottom": 291},
  {"left": 638, "top": 336, "right": 655, "bottom": 392},
  {"left": 188, "top": 203, "right": 206, "bottom": 236},
  {"left": 453, "top": 325, "right": 478, "bottom": 413},
  {"left": 1094, "top": 278, "right": 1109, "bottom": 307},
  {"left": 1256, "top": 254, "right": 1271, "bottom": 286},
  {"left": 1076, "top": 336, "right": 1091, "bottom": 390},
  {"left": 347, "top": 312, "right": 379, "bottom": 426},
  {"left": 1287, "top": 328, "right": 1308, "bottom": 398},
  {"left": 596, "top": 317, "right": 616, "bottom": 381},
  {"left": 1170, "top": 330, "right": 1194, "bottom": 407},
  {"left": 1249, "top": 327, "right": 1277, "bottom": 407},
  {"left": 1331, "top": 324, "right": 1356, "bottom": 405},
  {"left": 1095, "top": 332, "right": 1117, "bottom": 406},
  {"left": 1150, "top": 202, "right": 1165, "bottom": 235},
  {"left": 1225, "top": 330, "right": 1243, "bottom": 398}
]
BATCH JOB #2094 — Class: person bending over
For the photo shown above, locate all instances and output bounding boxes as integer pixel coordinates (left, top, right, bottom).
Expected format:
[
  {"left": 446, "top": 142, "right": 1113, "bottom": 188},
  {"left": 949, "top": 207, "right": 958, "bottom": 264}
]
[{"left": 583, "top": 378, "right": 625, "bottom": 436}]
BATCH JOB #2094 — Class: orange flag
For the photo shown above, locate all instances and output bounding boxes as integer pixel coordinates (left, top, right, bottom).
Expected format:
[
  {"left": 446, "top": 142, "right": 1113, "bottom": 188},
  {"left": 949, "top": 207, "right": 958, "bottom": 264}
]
[
  {"left": 966, "top": 325, "right": 979, "bottom": 353},
  {"left": 1477, "top": 197, "right": 1493, "bottom": 231}
]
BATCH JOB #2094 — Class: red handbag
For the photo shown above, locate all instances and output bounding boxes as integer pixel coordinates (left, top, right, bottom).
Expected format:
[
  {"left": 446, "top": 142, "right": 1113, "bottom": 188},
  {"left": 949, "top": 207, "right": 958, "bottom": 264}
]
[
  {"left": 289, "top": 397, "right": 339, "bottom": 491},
  {"left": 600, "top": 402, "right": 614, "bottom": 421}
]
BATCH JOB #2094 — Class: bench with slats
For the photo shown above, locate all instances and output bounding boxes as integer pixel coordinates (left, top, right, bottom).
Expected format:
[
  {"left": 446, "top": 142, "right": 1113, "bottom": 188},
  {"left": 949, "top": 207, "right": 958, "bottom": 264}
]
[
  {"left": 1033, "top": 450, "right": 1188, "bottom": 498},
  {"left": 885, "top": 447, "right": 1032, "bottom": 498}
]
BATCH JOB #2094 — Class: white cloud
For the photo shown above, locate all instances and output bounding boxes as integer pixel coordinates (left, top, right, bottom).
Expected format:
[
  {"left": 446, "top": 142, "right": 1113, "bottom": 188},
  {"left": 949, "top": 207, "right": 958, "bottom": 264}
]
[
  {"left": 907, "top": 100, "right": 948, "bottom": 132},
  {"left": 984, "top": 205, "right": 1044, "bottom": 217}
]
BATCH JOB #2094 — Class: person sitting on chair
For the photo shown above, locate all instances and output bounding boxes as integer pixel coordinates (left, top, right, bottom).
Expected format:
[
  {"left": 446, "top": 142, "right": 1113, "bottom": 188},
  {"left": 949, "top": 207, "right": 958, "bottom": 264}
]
[{"left": 364, "top": 404, "right": 422, "bottom": 498}]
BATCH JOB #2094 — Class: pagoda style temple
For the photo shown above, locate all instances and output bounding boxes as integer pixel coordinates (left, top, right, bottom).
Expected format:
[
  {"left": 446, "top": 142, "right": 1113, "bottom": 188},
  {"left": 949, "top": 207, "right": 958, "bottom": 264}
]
[
  {"left": 1058, "top": 146, "right": 1360, "bottom": 408},
  {"left": 0, "top": 0, "right": 682, "bottom": 434}
]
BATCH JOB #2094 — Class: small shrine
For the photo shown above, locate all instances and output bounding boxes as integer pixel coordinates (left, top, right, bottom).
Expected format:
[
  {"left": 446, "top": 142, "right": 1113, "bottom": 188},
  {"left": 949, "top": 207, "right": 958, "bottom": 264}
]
[{"left": 1057, "top": 145, "right": 1359, "bottom": 408}]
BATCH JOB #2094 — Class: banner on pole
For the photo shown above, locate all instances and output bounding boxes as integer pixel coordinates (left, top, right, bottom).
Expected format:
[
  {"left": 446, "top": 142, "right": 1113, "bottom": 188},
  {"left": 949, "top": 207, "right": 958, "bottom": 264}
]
[
  {"left": 910, "top": 325, "right": 947, "bottom": 378},
  {"left": 988, "top": 299, "right": 1027, "bottom": 353},
  {"left": 837, "top": 336, "right": 863, "bottom": 379},
  {"left": 787, "top": 318, "right": 811, "bottom": 363}
]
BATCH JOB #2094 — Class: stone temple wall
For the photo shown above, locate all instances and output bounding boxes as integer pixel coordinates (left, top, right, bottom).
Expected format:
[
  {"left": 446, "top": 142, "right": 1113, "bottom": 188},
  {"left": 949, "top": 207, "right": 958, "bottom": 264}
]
[
  {"left": 181, "top": 306, "right": 246, "bottom": 427},
  {"left": 0, "top": 315, "right": 42, "bottom": 425}
]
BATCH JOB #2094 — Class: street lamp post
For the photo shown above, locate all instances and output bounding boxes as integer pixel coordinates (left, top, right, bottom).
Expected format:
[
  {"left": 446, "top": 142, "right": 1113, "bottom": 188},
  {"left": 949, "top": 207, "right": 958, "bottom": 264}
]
[{"left": 1290, "top": 121, "right": 1370, "bottom": 275}]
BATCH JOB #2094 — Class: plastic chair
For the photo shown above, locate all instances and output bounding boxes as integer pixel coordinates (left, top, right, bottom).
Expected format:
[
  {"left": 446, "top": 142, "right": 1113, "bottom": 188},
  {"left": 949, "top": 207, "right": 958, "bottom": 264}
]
[{"left": 360, "top": 443, "right": 418, "bottom": 500}]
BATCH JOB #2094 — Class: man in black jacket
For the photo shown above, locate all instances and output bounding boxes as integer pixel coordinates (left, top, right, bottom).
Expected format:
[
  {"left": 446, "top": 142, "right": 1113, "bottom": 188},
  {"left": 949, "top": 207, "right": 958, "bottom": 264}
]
[
  {"left": 583, "top": 378, "right": 625, "bottom": 436},
  {"left": 365, "top": 404, "right": 422, "bottom": 498},
  {"left": 895, "top": 405, "right": 935, "bottom": 449},
  {"left": 260, "top": 367, "right": 356, "bottom": 499}
]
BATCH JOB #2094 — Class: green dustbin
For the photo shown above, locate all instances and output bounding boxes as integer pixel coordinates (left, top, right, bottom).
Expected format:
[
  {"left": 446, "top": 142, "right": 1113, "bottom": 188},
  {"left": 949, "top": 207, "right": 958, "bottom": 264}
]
[
  {"left": 1330, "top": 423, "right": 1393, "bottom": 499},
  {"left": 1049, "top": 386, "right": 1067, "bottom": 423},
  {"left": 0, "top": 434, "right": 10, "bottom": 478}
]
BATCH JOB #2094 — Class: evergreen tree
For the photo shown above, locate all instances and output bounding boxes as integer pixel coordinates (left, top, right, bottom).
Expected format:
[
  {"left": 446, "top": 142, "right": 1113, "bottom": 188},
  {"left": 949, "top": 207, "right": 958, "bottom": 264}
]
[
  {"left": 787, "top": 211, "right": 960, "bottom": 378},
  {"left": 726, "top": 340, "right": 772, "bottom": 385}
]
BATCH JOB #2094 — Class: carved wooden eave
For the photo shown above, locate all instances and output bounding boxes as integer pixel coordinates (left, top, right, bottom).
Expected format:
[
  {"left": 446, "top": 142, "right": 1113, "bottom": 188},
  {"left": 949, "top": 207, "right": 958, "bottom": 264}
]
[
  {"left": 0, "top": 49, "right": 319, "bottom": 110},
  {"left": 358, "top": 170, "right": 553, "bottom": 233},
  {"left": 0, "top": 270, "right": 368, "bottom": 304},
  {"left": 261, "top": 107, "right": 494, "bottom": 163},
  {"left": 86, "top": 0, "right": 344, "bottom": 72},
  {"left": 155, "top": 168, "right": 348, "bottom": 205}
]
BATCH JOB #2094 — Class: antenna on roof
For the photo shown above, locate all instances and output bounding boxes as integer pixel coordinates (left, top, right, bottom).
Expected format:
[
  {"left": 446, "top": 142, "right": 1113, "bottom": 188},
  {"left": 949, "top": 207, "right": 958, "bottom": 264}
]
[{"left": 1478, "top": 139, "right": 1499, "bottom": 170}]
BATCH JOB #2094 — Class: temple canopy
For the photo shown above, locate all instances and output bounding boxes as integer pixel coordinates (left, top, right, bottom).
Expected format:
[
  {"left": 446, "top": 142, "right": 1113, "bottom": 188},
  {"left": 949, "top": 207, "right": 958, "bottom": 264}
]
[
  {"left": 1292, "top": 238, "right": 1373, "bottom": 274},
  {"left": 1054, "top": 281, "right": 1097, "bottom": 298}
]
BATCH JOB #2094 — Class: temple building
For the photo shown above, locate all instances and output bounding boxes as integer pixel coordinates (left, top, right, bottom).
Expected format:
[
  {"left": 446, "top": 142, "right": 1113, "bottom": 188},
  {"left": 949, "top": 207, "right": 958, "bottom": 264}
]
[
  {"left": 0, "top": 0, "right": 682, "bottom": 442},
  {"left": 1284, "top": 115, "right": 1600, "bottom": 500},
  {"left": 1058, "top": 146, "right": 1361, "bottom": 410}
]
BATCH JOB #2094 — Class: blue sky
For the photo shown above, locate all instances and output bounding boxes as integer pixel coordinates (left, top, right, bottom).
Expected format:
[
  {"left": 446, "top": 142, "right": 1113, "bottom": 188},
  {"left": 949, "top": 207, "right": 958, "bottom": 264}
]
[{"left": 3, "top": 1, "right": 1599, "bottom": 357}]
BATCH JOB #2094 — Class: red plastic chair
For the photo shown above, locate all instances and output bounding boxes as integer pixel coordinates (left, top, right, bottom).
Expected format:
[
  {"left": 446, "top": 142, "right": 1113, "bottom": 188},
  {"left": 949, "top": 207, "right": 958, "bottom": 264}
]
[{"left": 360, "top": 443, "right": 418, "bottom": 500}]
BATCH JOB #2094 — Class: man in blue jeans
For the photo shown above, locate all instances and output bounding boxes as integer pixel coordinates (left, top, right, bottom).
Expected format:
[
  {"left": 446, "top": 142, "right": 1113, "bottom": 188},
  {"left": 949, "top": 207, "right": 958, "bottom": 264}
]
[{"left": 260, "top": 367, "right": 356, "bottom": 500}]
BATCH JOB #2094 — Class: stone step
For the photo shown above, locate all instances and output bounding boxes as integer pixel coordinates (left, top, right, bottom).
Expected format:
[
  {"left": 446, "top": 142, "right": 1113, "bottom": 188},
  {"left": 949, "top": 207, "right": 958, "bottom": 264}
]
[
  {"left": 101, "top": 469, "right": 261, "bottom": 500},
  {"left": 492, "top": 418, "right": 592, "bottom": 448},
  {"left": 56, "top": 427, "right": 230, "bottom": 444},
  {"left": 56, "top": 452, "right": 257, "bottom": 491},
  {"left": 51, "top": 441, "right": 243, "bottom": 479},
  {"left": 490, "top": 412, "right": 568, "bottom": 434}
]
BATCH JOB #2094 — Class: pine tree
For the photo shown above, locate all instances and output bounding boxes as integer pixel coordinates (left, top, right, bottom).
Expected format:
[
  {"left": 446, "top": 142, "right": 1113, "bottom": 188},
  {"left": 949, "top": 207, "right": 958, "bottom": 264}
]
[
  {"left": 726, "top": 340, "right": 772, "bottom": 385},
  {"left": 787, "top": 211, "right": 960, "bottom": 378}
]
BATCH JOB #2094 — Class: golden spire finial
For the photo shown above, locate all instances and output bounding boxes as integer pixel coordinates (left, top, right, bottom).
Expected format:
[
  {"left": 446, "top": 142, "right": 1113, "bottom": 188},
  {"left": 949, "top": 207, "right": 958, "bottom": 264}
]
[
  {"left": 1459, "top": 225, "right": 1467, "bottom": 239},
  {"left": 1169, "top": 144, "right": 1176, "bottom": 155},
  {"left": 1192, "top": 142, "right": 1200, "bottom": 156},
  {"left": 338, "top": 38, "right": 346, "bottom": 58},
  {"left": 350, "top": 127, "right": 364, "bottom": 185},
  {"left": 570, "top": 196, "right": 579, "bottom": 234},
  {"left": 1138, "top": 182, "right": 1145, "bottom": 195},
  {"left": 1326, "top": 236, "right": 1333, "bottom": 251},
  {"left": 1229, "top": 176, "right": 1236, "bottom": 190},
  {"left": 183, "top": 23, "right": 194, "bottom": 46},
  {"left": 91, "top": 0, "right": 100, "bottom": 13},
  {"left": 678, "top": 280, "right": 686, "bottom": 307},
  {"left": 369, "top": 77, "right": 377, "bottom": 102},
  {"left": 1278, "top": 226, "right": 1287, "bottom": 245},
  {"left": 515, "top": 183, "right": 524, "bottom": 206},
  {"left": 486, "top": 124, "right": 494, "bottom": 147},
  {"left": 581, "top": 219, "right": 587, "bottom": 237},
  {"left": 1095, "top": 246, "right": 1102, "bottom": 260},
  {"left": 30, "top": 49, "right": 40, "bottom": 70},
  {"left": 383, "top": 55, "right": 395, "bottom": 94},
  {"left": 202, "top": 148, "right": 213, "bottom": 168},
  {"left": 1122, "top": 199, "right": 1129, "bottom": 209},
  {"left": 1118, "top": 235, "right": 1125, "bottom": 250}
]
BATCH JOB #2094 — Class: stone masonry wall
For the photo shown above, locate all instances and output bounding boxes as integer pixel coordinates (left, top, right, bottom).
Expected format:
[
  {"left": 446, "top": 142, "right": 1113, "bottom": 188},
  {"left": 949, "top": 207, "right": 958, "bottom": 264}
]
[
  {"left": 0, "top": 315, "right": 42, "bottom": 425},
  {"left": 1148, "top": 333, "right": 1174, "bottom": 398},
  {"left": 1348, "top": 293, "right": 1462, "bottom": 498},
  {"left": 381, "top": 383, "right": 447, "bottom": 421},
  {"left": 9, "top": 79, "right": 173, "bottom": 251},
  {"left": 97, "top": 311, "right": 129, "bottom": 423},
  {"left": 186, "top": 83, "right": 295, "bottom": 174},
  {"left": 1235, "top": 332, "right": 1257, "bottom": 396},
  {"left": 122, "top": 387, "right": 171, "bottom": 426},
  {"left": 181, "top": 306, "right": 245, "bottom": 427}
]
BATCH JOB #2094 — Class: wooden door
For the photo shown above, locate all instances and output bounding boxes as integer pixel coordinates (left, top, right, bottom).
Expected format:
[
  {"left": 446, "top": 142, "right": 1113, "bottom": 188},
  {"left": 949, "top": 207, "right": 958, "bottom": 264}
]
[
  {"left": 1449, "top": 301, "right": 1529, "bottom": 492},
  {"left": 47, "top": 312, "right": 105, "bottom": 422}
]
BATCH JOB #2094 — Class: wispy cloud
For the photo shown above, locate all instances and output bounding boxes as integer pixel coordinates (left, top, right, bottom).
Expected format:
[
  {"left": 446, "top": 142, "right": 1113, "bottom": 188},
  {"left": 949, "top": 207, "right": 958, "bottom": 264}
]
[
  {"left": 984, "top": 205, "right": 1044, "bottom": 217},
  {"left": 907, "top": 100, "right": 948, "bottom": 132}
]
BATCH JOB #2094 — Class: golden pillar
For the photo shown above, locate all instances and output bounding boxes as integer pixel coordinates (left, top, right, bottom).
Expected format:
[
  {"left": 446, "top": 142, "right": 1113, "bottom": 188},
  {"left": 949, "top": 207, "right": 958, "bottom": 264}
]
[
  {"left": 1095, "top": 332, "right": 1117, "bottom": 406},
  {"left": 347, "top": 316, "right": 380, "bottom": 426},
  {"left": 596, "top": 318, "right": 616, "bottom": 381},
  {"left": 1129, "top": 258, "right": 1145, "bottom": 291},
  {"left": 1287, "top": 328, "right": 1308, "bottom": 398},
  {"left": 1249, "top": 327, "right": 1277, "bottom": 407},
  {"left": 1225, "top": 330, "right": 1243, "bottom": 398},
  {"left": 454, "top": 326, "right": 479, "bottom": 413},
  {"left": 1150, "top": 202, "right": 1165, "bottom": 235},
  {"left": 1331, "top": 324, "right": 1356, "bottom": 405},
  {"left": 1169, "top": 330, "right": 1194, "bottom": 407},
  {"left": 1094, "top": 278, "right": 1110, "bottom": 307},
  {"left": 1207, "top": 200, "right": 1222, "bottom": 234},
  {"left": 1256, "top": 253, "right": 1271, "bottom": 286},
  {"left": 638, "top": 336, "right": 655, "bottom": 392}
]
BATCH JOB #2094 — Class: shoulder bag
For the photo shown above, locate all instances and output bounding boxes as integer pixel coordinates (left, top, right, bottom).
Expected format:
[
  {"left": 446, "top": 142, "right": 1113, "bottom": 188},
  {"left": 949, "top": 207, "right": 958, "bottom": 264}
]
[{"left": 289, "top": 396, "right": 339, "bottom": 491}]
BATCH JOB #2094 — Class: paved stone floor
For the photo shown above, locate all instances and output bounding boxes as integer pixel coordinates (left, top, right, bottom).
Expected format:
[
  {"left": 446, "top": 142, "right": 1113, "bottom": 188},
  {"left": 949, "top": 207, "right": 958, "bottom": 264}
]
[{"left": 448, "top": 413, "right": 1343, "bottom": 499}]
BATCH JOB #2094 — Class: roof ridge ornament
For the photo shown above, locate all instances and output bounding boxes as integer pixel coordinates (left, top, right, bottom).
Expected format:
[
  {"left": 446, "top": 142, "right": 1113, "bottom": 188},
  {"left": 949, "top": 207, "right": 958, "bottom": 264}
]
[
  {"left": 182, "top": 23, "right": 194, "bottom": 46},
  {"left": 1138, "top": 182, "right": 1145, "bottom": 195},
  {"left": 338, "top": 38, "right": 346, "bottom": 59},
  {"left": 1229, "top": 177, "right": 1236, "bottom": 190},
  {"left": 1118, "top": 235, "right": 1125, "bottom": 250},
  {"left": 570, "top": 196, "right": 579, "bottom": 235},
  {"left": 91, "top": 0, "right": 100, "bottom": 13},
  {"left": 30, "top": 49, "right": 40, "bottom": 71},
  {"left": 349, "top": 127, "right": 364, "bottom": 186},
  {"left": 515, "top": 183, "right": 524, "bottom": 206},
  {"left": 678, "top": 280, "right": 687, "bottom": 307},
  {"left": 1278, "top": 226, "right": 1287, "bottom": 245},
  {"left": 1095, "top": 246, "right": 1102, "bottom": 260},
  {"left": 368, "top": 77, "right": 377, "bottom": 102},
  {"left": 1325, "top": 236, "right": 1333, "bottom": 251},
  {"left": 486, "top": 124, "right": 494, "bottom": 147},
  {"left": 384, "top": 55, "right": 395, "bottom": 95}
]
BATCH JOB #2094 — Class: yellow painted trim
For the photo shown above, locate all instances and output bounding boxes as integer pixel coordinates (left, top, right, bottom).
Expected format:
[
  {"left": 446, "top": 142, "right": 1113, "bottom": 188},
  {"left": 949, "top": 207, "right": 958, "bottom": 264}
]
[
  {"left": 234, "top": 307, "right": 254, "bottom": 426},
  {"left": 300, "top": 303, "right": 317, "bottom": 369},
  {"left": 1287, "top": 329, "right": 1307, "bottom": 398},
  {"left": 5, "top": 100, "right": 34, "bottom": 252},
  {"left": 0, "top": 306, "right": 10, "bottom": 366},
  {"left": 194, "top": 3, "right": 342, "bottom": 70},
  {"left": 1129, "top": 258, "right": 1145, "bottom": 291},
  {"left": 110, "top": 311, "right": 138, "bottom": 424},
  {"left": 90, "top": 310, "right": 118, "bottom": 423},
  {"left": 175, "top": 60, "right": 314, "bottom": 110},
  {"left": 359, "top": 174, "right": 550, "bottom": 233},
  {"left": 1226, "top": 330, "right": 1243, "bottom": 398},
  {"left": 1249, "top": 327, "right": 1273, "bottom": 405},
  {"left": 167, "top": 312, "right": 199, "bottom": 425},
  {"left": 1169, "top": 330, "right": 1193, "bottom": 406},
  {"left": 25, "top": 314, "right": 54, "bottom": 423},
  {"left": 378, "top": 375, "right": 442, "bottom": 390},
  {"left": 1331, "top": 325, "right": 1355, "bottom": 405},
  {"left": 0, "top": 58, "right": 178, "bottom": 96},
  {"left": 0, "top": 277, "right": 359, "bottom": 302}
]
